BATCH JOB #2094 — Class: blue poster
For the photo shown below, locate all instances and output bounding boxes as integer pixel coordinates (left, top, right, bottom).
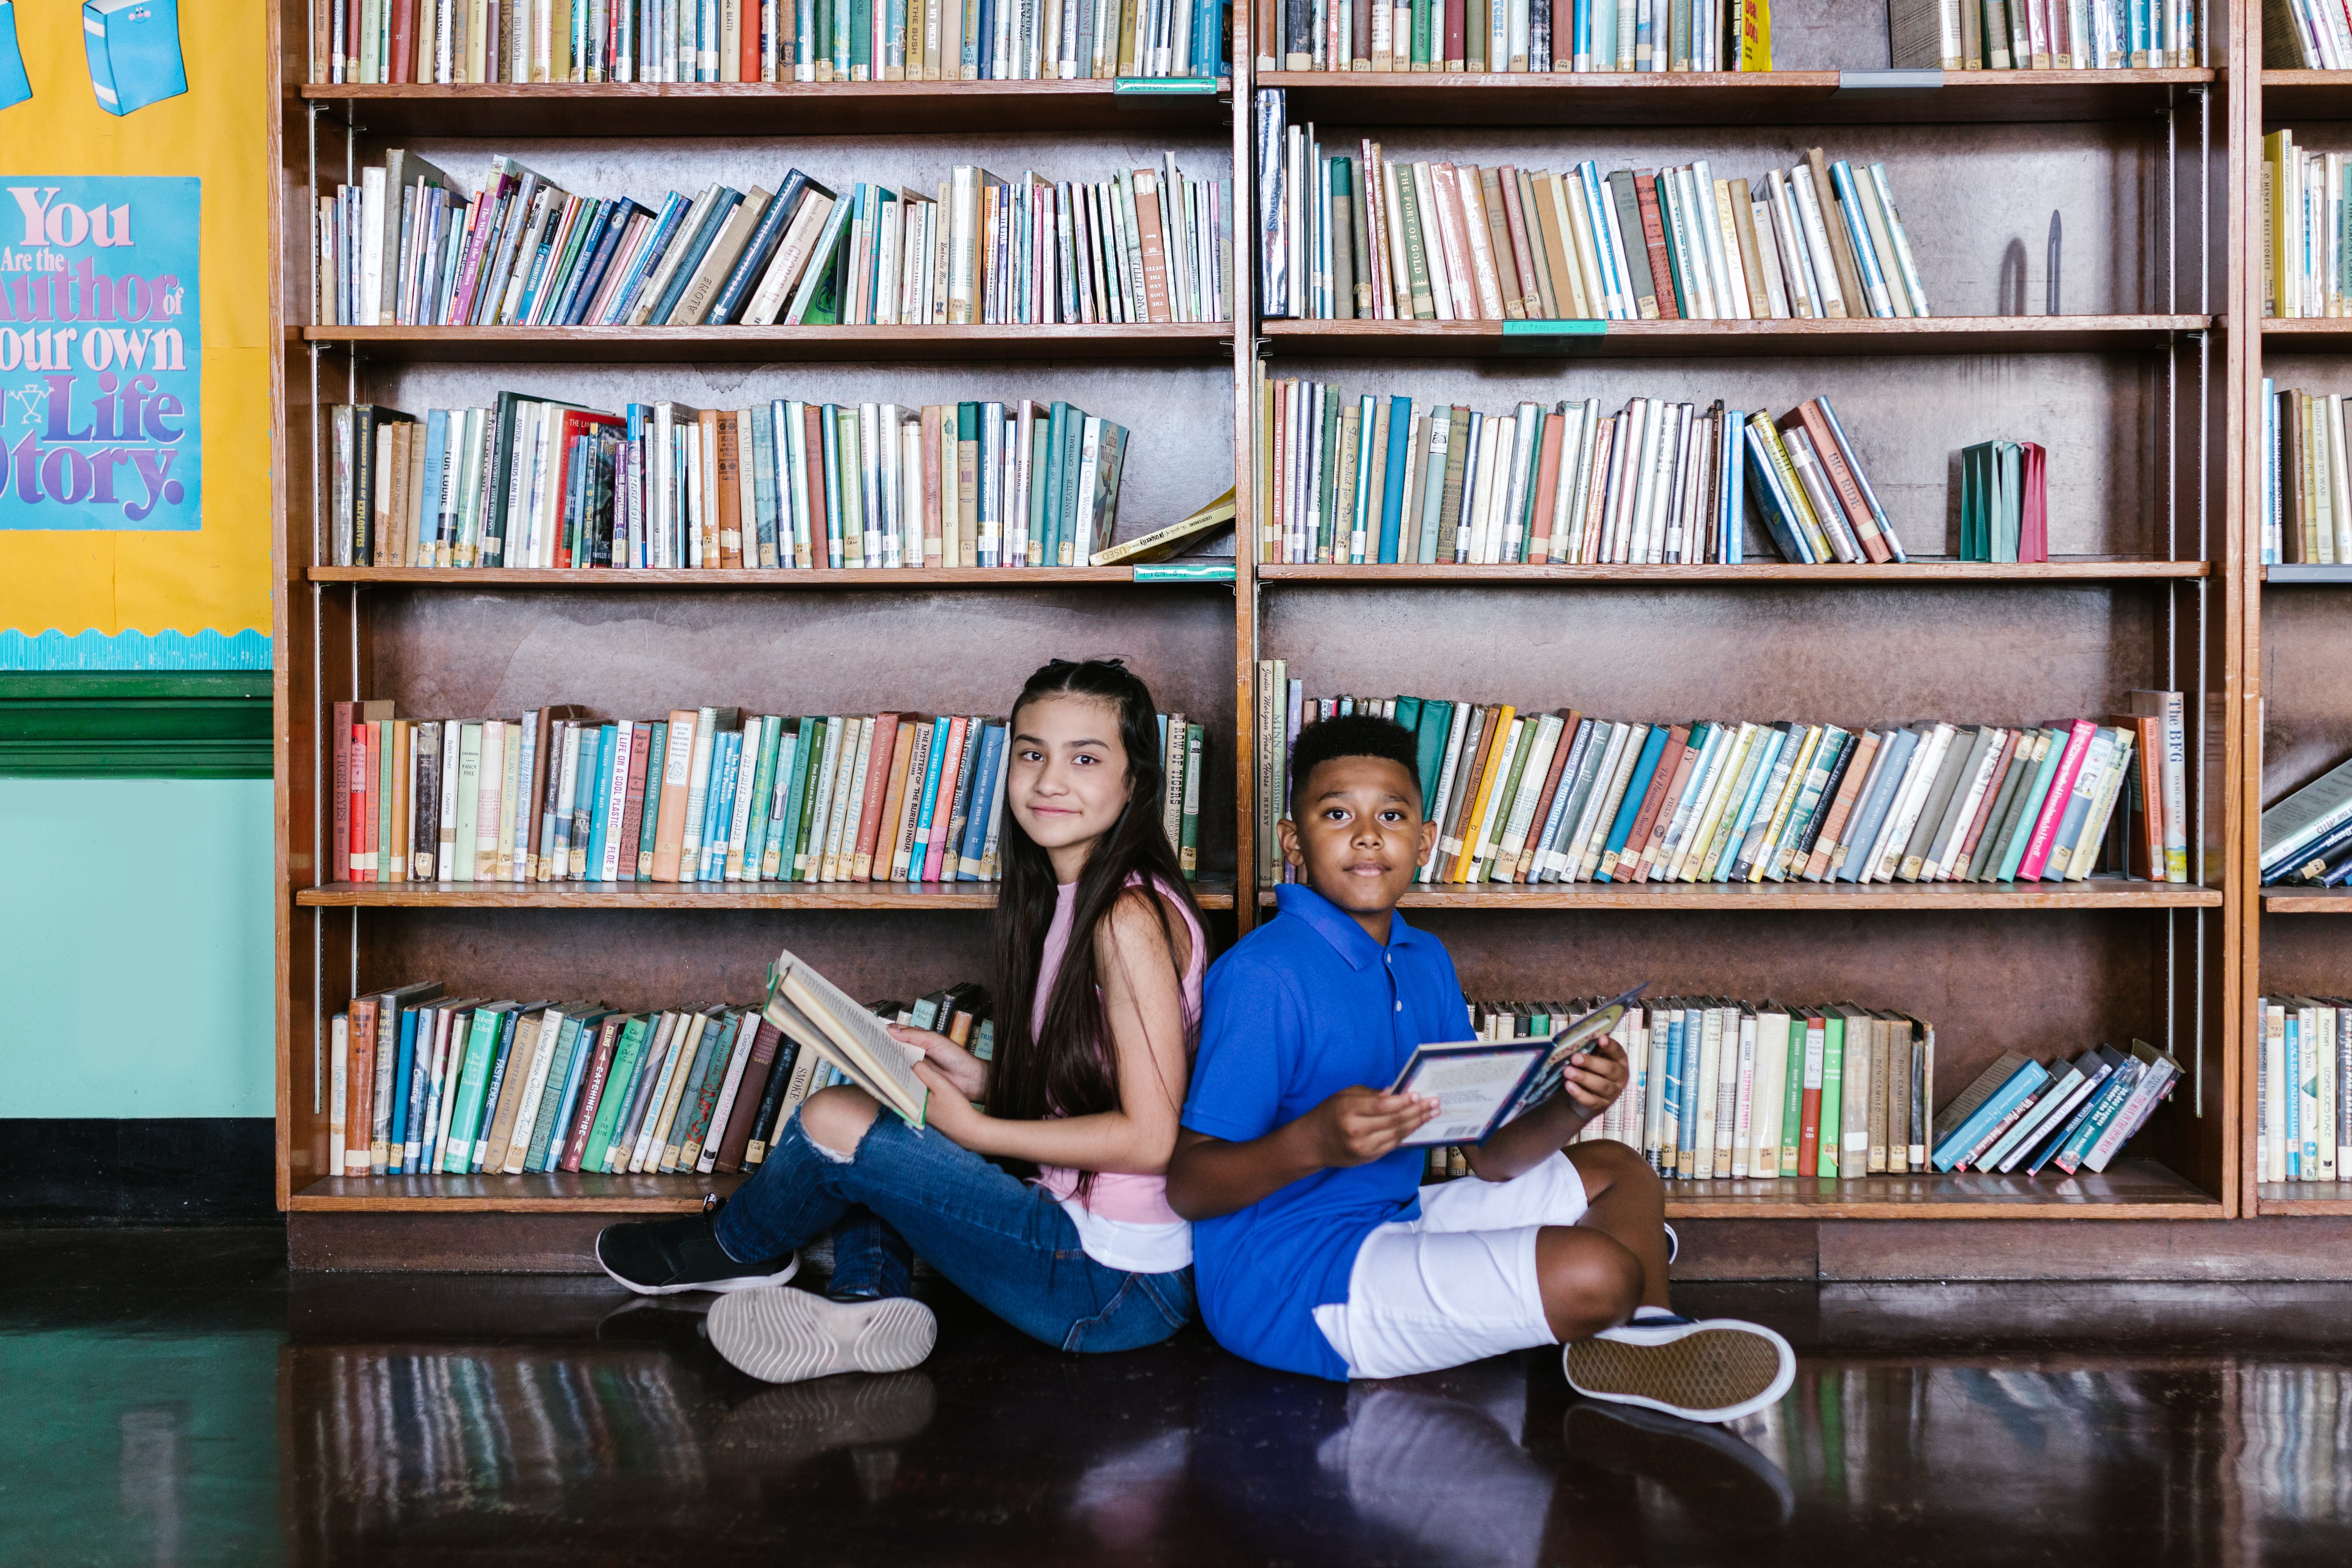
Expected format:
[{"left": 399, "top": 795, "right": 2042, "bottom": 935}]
[{"left": 1, "top": 174, "right": 200, "bottom": 530}]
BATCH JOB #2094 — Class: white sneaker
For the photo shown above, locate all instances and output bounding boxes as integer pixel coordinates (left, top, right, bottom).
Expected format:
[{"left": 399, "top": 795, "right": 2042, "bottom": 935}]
[
  {"left": 707, "top": 1286, "right": 938, "bottom": 1384},
  {"left": 1564, "top": 1313, "right": 1795, "bottom": 1425}
]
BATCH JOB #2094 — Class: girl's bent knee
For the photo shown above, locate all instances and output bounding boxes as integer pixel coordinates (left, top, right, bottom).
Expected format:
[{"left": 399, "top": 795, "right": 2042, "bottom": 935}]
[{"left": 800, "top": 1086, "right": 881, "bottom": 1161}]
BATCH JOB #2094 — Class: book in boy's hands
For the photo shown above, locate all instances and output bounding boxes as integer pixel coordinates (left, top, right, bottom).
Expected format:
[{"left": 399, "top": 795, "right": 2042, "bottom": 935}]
[
  {"left": 762, "top": 946, "right": 929, "bottom": 1129},
  {"left": 1387, "top": 985, "right": 1647, "bottom": 1148}
]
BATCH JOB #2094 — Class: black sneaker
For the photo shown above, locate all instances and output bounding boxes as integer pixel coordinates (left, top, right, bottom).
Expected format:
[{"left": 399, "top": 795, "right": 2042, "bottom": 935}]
[{"left": 595, "top": 1212, "right": 799, "bottom": 1296}]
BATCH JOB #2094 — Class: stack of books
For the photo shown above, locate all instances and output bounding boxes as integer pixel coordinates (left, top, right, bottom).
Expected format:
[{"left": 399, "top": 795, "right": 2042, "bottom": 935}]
[
  {"left": 2260, "top": 754, "right": 2352, "bottom": 887},
  {"left": 2260, "top": 132, "right": 2349, "bottom": 320},
  {"left": 1253, "top": 382, "right": 1903, "bottom": 565},
  {"left": 1958, "top": 439, "right": 2050, "bottom": 563},
  {"left": 2258, "top": 382, "right": 2352, "bottom": 567},
  {"left": 327, "top": 980, "right": 993, "bottom": 1181},
  {"left": 1927, "top": 1043, "right": 2182, "bottom": 1177},
  {"left": 1257, "top": 98, "right": 1928, "bottom": 325},
  {"left": 1891, "top": 0, "right": 2200, "bottom": 68},
  {"left": 330, "top": 702, "right": 1207, "bottom": 888},
  {"left": 315, "top": 0, "right": 1227, "bottom": 83},
  {"left": 2256, "top": 997, "right": 2352, "bottom": 1183},
  {"left": 317, "top": 151, "right": 1229, "bottom": 329},
  {"left": 325, "top": 394, "right": 1133, "bottom": 571},
  {"left": 1264, "top": 0, "right": 1772, "bottom": 72},
  {"left": 2263, "top": 0, "right": 2350, "bottom": 67},
  {"left": 1253, "top": 676, "right": 2191, "bottom": 888}
]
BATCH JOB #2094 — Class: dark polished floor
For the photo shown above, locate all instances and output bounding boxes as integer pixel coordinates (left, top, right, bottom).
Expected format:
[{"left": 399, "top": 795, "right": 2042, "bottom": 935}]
[{"left": 8, "top": 1229, "right": 2352, "bottom": 1567}]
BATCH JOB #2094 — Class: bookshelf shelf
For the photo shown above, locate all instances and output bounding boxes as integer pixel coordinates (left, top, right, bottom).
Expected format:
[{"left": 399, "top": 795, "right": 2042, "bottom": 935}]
[
  {"left": 1659, "top": 1159, "right": 2218, "bottom": 1220},
  {"left": 1256, "top": 68, "right": 2216, "bottom": 128},
  {"left": 1256, "top": 881, "right": 2220, "bottom": 911},
  {"left": 300, "top": 323, "right": 1235, "bottom": 365},
  {"left": 290, "top": 1173, "right": 743, "bottom": 1212},
  {"left": 1259, "top": 315, "right": 2211, "bottom": 358},
  {"left": 2262, "top": 566, "right": 2352, "bottom": 583},
  {"left": 2260, "top": 887, "right": 2352, "bottom": 913},
  {"left": 2254, "top": 1186, "right": 2352, "bottom": 1216},
  {"left": 296, "top": 78, "right": 1236, "bottom": 136},
  {"left": 298, "top": 879, "right": 1239, "bottom": 910},
  {"left": 2258, "top": 70, "right": 2352, "bottom": 122},
  {"left": 307, "top": 566, "right": 1164, "bottom": 587},
  {"left": 2258, "top": 318, "right": 2352, "bottom": 351},
  {"left": 1257, "top": 561, "right": 2210, "bottom": 583}
]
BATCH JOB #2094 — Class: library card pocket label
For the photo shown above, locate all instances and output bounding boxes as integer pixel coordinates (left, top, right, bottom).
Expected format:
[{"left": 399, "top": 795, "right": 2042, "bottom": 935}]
[{"left": 3, "top": 176, "right": 201, "bottom": 531}]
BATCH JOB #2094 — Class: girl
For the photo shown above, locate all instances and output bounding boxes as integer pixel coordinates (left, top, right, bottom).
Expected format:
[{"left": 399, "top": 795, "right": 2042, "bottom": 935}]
[{"left": 596, "top": 658, "right": 1206, "bottom": 1384}]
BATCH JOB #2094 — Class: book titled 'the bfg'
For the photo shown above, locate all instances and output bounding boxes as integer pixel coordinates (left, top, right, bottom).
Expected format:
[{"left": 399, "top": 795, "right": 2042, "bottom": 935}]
[{"left": 83, "top": 0, "right": 186, "bottom": 117}]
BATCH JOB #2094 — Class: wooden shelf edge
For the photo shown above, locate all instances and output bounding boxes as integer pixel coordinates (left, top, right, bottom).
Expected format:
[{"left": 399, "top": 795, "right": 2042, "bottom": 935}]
[
  {"left": 1257, "top": 561, "right": 2209, "bottom": 582},
  {"left": 300, "top": 322, "right": 1234, "bottom": 363},
  {"left": 297, "top": 78, "right": 1231, "bottom": 100},
  {"left": 2261, "top": 887, "right": 2352, "bottom": 913},
  {"left": 308, "top": 566, "right": 1151, "bottom": 586},
  {"left": 1263, "top": 316, "right": 2211, "bottom": 358},
  {"left": 1256, "top": 882, "right": 2221, "bottom": 910},
  {"left": 296, "top": 881, "right": 1239, "bottom": 909},
  {"left": 1662, "top": 1200, "right": 2221, "bottom": 1220}
]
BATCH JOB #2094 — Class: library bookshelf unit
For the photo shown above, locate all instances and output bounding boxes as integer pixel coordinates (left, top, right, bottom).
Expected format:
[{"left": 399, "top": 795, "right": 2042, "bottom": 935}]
[
  {"left": 271, "top": 2, "right": 2295, "bottom": 1277},
  {"left": 2244, "top": 60, "right": 2352, "bottom": 1220}
]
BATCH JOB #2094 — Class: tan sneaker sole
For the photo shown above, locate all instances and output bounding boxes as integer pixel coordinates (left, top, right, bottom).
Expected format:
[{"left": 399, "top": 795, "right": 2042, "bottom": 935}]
[{"left": 1564, "top": 1318, "right": 1795, "bottom": 1424}]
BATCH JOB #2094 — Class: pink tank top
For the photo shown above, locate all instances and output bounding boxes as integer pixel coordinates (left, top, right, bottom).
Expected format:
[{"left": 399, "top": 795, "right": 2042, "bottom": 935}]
[{"left": 1031, "top": 874, "right": 1205, "bottom": 1227}]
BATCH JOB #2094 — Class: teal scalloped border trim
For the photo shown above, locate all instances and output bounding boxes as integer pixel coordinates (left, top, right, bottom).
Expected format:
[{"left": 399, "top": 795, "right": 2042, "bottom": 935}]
[{"left": 1, "top": 629, "right": 273, "bottom": 671}]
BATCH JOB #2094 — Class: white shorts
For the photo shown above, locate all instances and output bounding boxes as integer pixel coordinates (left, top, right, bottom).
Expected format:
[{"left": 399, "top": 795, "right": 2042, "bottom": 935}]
[{"left": 1311, "top": 1151, "right": 1594, "bottom": 1380}]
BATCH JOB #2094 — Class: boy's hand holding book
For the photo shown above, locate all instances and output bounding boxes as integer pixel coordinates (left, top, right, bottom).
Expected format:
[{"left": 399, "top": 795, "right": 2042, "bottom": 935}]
[
  {"left": 1552, "top": 1036, "right": 1631, "bottom": 1126},
  {"left": 1306, "top": 1086, "right": 1442, "bottom": 1167}
]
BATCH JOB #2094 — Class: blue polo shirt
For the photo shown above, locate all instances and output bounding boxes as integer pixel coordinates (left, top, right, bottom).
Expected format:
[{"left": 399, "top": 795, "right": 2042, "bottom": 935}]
[{"left": 1182, "top": 882, "right": 1474, "bottom": 1380}]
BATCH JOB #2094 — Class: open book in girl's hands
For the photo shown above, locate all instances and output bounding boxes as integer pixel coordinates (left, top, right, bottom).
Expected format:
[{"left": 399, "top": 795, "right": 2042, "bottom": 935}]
[
  {"left": 1387, "top": 985, "right": 1649, "bottom": 1149},
  {"left": 763, "top": 947, "right": 930, "bottom": 1130}
]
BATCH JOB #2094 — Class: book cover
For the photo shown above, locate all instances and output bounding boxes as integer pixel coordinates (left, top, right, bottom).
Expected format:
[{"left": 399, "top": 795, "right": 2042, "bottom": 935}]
[{"left": 83, "top": 0, "right": 186, "bottom": 115}]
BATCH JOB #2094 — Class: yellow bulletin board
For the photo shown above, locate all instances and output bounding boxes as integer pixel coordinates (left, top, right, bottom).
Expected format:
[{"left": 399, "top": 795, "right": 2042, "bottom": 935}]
[{"left": 0, "top": 0, "right": 272, "bottom": 670}]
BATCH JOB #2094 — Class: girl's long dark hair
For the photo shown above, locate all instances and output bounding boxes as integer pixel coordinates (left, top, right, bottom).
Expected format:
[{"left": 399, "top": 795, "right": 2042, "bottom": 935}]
[{"left": 987, "top": 659, "right": 1201, "bottom": 1179}]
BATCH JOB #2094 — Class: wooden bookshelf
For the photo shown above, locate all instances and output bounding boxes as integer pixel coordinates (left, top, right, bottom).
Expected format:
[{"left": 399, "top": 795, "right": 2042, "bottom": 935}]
[{"left": 271, "top": 0, "right": 2262, "bottom": 1265}]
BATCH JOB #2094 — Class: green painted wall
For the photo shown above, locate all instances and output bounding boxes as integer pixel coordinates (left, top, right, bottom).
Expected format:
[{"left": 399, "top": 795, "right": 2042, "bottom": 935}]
[{"left": 1, "top": 779, "right": 275, "bottom": 1118}]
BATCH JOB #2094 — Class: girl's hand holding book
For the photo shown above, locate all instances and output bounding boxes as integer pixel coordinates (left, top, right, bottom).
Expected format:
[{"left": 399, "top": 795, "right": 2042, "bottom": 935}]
[{"left": 888, "top": 1024, "right": 988, "bottom": 1102}]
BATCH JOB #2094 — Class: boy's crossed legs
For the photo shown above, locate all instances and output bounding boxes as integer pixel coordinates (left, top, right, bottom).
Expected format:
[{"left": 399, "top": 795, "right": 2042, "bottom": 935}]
[{"left": 1317, "top": 1141, "right": 1792, "bottom": 1424}]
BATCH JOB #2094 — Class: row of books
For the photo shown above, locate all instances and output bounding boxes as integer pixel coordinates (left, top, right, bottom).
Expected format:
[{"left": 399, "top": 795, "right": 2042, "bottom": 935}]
[
  {"left": 1958, "top": 439, "right": 2051, "bottom": 563},
  {"left": 1252, "top": 673, "right": 2193, "bottom": 888},
  {"left": 1256, "top": 99, "right": 1928, "bottom": 326},
  {"left": 2259, "top": 132, "right": 2347, "bottom": 321},
  {"left": 2256, "top": 996, "right": 2352, "bottom": 1183},
  {"left": 326, "top": 978, "right": 993, "bottom": 1180},
  {"left": 2259, "top": 751, "right": 2352, "bottom": 886},
  {"left": 2262, "top": 0, "right": 2350, "bottom": 69},
  {"left": 318, "top": 149, "right": 1227, "bottom": 330},
  {"left": 329, "top": 700, "right": 1207, "bottom": 886},
  {"left": 1252, "top": 382, "right": 1904, "bottom": 566},
  {"left": 324, "top": 394, "right": 1132, "bottom": 571},
  {"left": 2259, "top": 384, "right": 2352, "bottom": 569},
  {"left": 1927, "top": 1042, "right": 2181, "bottom": 1177},
  {"left": 1891, "top": 0, "right": 2202, "bottom": 68},
  {"left": 1264, "top": 0, "right": 1770, "bottom": 72},
  {"left": 314, "top": 0, "right": 1227, "bottom": 82}
]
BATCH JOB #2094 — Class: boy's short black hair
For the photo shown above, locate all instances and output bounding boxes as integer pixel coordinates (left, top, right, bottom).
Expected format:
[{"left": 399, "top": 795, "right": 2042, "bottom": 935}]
[{"left": 1288, "top": 712, "right": 1423, "bottom": 819}]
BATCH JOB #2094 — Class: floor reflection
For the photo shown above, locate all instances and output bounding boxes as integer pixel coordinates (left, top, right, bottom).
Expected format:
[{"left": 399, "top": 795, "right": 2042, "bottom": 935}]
[{"left": 9, "top": 1231, "right": 2352, "bottom": 1568}]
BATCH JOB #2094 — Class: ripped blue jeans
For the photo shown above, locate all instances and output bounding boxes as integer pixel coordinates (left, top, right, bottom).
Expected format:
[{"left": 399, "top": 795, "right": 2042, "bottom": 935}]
[{"left": 713, "top": 1106, "right": 1194, "bottom": 1354}]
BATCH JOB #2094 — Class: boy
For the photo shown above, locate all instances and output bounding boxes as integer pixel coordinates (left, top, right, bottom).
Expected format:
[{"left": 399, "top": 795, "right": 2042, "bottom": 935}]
[{"left": 1166, "top": 714, "right": 1793, "bottom": 1420}]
